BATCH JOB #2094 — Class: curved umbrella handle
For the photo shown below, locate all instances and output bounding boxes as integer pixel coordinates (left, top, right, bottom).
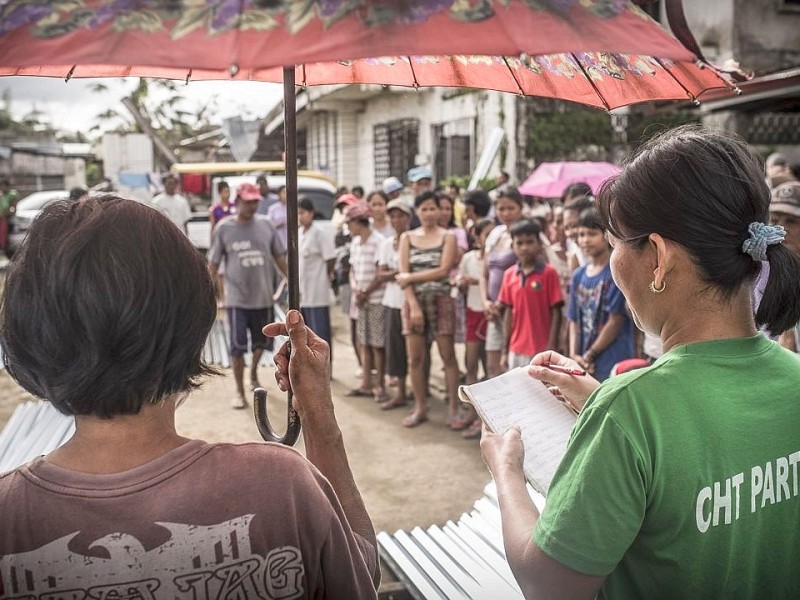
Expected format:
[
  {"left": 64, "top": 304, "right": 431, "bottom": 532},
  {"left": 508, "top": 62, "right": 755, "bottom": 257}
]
[
  {"left": 254, "top": 65, "right": 302, "bottom": 447},
  {"left": 253, "top": 385, "right": 301, "bottom": 446}
]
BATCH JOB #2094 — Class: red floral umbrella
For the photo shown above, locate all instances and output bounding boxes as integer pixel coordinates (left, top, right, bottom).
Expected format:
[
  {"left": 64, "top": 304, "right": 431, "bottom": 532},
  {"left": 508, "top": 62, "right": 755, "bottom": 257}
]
[
  {"left": 0, "top": 0, "right": 733, "bottom": 444},
  {"left": 0, "top": 1, "right": 701, "bottom": 75}
]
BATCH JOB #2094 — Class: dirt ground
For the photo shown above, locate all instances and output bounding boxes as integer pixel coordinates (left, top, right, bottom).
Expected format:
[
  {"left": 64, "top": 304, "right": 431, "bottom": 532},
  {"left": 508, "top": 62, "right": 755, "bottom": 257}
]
[{"left": 0, "top": 310, "right": 491, "bottom": 538}]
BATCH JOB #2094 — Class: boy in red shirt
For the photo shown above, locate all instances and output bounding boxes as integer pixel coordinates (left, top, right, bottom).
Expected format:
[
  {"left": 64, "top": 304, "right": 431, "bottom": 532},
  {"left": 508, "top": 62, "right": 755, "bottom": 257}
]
[{"left": 498, "top": 219, "right": 563, "bottom": 370}]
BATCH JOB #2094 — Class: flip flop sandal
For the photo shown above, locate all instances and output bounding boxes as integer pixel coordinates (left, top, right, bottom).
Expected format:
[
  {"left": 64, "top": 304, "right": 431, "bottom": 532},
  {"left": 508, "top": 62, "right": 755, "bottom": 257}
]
[
  {"left": 373, "top": 388, "right": 391, "bottom": 403},
  {"left": 448, "top": 414, "right": 474, "bottom": 431},
  {"left": 345, "top": 388, "right": 373, "bottom": 397},
  {"left": 402, "top": 413, "right": 428, "bottom": 428},
  {"left": 380, "top": 398, "right": 408, "bottom": 411}
]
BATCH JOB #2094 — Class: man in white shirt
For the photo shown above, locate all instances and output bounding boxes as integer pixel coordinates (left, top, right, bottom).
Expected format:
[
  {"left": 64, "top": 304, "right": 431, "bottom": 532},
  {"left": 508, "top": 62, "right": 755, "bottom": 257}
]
[
  {"left": 298, "top": 196, "right": 336, "bottom": 349},
  {"left": 152, "top": 174, "right": 192, "bottom": 233}
]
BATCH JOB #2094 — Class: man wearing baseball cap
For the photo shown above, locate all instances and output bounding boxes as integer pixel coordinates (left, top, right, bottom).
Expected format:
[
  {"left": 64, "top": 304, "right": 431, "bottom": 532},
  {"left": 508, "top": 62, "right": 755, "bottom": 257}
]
[
  {"left": 770, "top": 181, "right": 800, "bottom": 353},
  {"left": 208, "top": 182, "right": 288, "bottom": 408},
  {"left": 407, "top": 166, "right": 433, "bottom": 197},
  {"left": 770, "top": 181, "right": 800, "bottom": 255},
  {"left": 765, "top": 153, "right": 797, "bottom": 189},
  {"left": 382, "top": 176, "right": 404, "bottom": 200}
]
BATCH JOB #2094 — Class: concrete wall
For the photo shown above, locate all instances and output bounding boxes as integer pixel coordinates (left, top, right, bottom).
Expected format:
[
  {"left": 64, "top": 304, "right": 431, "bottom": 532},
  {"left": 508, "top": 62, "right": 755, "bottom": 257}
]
[
  {"left": 337, "top": 109, "right": 360, "bottom": 187},
  {"left": 101, "top": 133, "right": 153, "bottom": 184},
  {"left": 732, "top": 0, "right": 800, "bottom": 73},
  {"left": 683, "top": 0, "right": 800, "bottom": 72},
  {"left": 63, "top": 157, "right": 87, "bottom": 190},
  {"left": 679, "top": 1, "right": 736, "bottom": 64},
  {"left": 348, "top": 87, "right": 517, "bottom": 189}
]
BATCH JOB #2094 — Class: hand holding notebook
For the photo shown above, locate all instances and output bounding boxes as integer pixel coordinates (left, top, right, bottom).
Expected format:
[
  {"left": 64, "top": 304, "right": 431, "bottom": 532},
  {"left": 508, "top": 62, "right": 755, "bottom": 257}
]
[{"left": 459, "top": 367, "right": 577, "bottom": 496}]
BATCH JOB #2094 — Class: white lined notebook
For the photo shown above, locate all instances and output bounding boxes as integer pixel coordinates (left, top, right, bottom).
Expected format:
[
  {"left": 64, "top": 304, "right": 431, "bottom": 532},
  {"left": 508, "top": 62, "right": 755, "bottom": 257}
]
[{"left": 459, "top": 367, "right": 577, "bottom": 495}]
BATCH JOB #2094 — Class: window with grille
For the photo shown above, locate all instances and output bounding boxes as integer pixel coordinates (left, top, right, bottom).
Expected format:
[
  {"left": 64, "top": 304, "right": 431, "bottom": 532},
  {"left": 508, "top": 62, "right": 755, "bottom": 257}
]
[
  {"left": 373, "top": 118, "right": 419, "bottom": 187},
  {"left": 433, "top": 118, "right": 475, "bottom": 182}
]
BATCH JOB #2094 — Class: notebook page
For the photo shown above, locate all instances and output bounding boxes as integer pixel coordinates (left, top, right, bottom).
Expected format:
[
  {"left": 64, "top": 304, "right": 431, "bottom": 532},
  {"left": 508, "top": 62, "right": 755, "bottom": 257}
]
[{"left": 459, "top": 367, "right": 576, "bottom": 495}]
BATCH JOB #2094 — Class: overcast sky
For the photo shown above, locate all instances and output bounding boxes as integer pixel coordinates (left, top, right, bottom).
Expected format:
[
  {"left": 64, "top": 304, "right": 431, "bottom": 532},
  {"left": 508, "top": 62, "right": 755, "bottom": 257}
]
[{"left": 1, "top": 77, "right": 284, "bottom": 136}]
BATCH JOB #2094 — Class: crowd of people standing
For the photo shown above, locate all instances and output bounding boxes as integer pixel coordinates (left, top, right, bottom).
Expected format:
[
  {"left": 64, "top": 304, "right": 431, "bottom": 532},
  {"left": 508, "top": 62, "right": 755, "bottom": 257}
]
[
  {"left": 318, "top": 166, "right": 643, "bottom": 436},
  {"left": 163, "top": 144, "right": 800, "bottom": 426}
]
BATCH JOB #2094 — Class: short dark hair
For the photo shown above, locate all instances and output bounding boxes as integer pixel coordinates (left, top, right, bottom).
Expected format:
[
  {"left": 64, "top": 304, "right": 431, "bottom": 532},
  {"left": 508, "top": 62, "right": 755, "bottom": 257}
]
[
  {"left": 463, "top": 190, "right": 491, "bottom": 217},
  {"left": 597, "top": 125, "right": 800, "bottom": 334},
  {"left": 564, "top": 196, "right": 594, "bottom": 215},
  {"left": 68, "top": 187, "right": 88, "bottom": 201},
  {"left": 473, "top": 217, "right": 494, "bottom": 238},
  {"left": 496, "top": 187, "right": 524, "bottom": 207},
  {"left": 414, "top": 190, "right": 440, "bottom": 209},
  {"left": 577, "top": 207, "right": 605, "bottom": 232},
  {"left": 298, "top": 196, "right": 315, "bottom": 213},
  {"left": 367, "top": 190, "right": 389, "bottom": 205},
  {"left": 352, "top": 185, "right": 365, "bottom": 197},
  {"left": 562, "top": 182, "right": 592, "bottom": 203},
  {"left": 217, "top": 180, "right": 229, "bottom": 193},
  {"left": 164, "top": 174, "right": 178, "bottom": 183},
  {"left": 256, "top": 174, "right": 268, "bottom": 184},
  {"left": 510, "top": 218, "right": 542, "bottom": 239},
  {"left": 1, "top": 195, "right": 218, "bottom": 418}
]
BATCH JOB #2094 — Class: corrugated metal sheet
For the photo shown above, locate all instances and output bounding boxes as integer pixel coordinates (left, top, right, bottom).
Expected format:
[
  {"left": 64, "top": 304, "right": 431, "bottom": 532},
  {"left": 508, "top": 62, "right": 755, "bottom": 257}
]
[
  {"left": 0, "top": 401, "right": 75, "bottom": 473},
  {"left": 377, "top": 482, "right": 546, "bottom": 599}
]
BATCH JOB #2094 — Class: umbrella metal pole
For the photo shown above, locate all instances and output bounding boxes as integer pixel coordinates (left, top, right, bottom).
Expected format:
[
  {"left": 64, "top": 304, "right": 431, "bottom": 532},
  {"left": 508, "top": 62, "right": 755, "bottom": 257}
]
[
  {"left": 283, "top": 66, "right": 300, "bottom": 312},
  {"left": 253, "top": 66, "right": 301, "bottom": 446}
]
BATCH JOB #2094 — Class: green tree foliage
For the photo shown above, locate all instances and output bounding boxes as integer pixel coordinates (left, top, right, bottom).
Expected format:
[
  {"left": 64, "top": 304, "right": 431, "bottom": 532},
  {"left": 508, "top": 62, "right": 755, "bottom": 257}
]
[
  {"left": 526, "top": 109, "right": 613, "bottom": 161},
  {"left": 524, "top": 98, "right": 701, "bottom": 163},
  {"left": 440, "top": 174, "right": 497, "bottom": 192},
  {"left": 86, "top": 163, "right": 104, "bottom": 188}
]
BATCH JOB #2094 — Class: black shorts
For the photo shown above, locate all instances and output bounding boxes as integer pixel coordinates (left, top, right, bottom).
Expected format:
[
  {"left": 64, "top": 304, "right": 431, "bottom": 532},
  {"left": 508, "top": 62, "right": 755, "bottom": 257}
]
[{"left": 228, "top": 307, "right": 274, "bottom": 357}]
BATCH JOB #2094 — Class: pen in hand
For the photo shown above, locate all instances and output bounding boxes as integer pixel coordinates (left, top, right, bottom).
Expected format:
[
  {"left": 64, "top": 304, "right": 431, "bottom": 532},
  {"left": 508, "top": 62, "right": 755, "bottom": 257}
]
[{"left": 544, "top": 363, "right": 587, "bottom": 377}]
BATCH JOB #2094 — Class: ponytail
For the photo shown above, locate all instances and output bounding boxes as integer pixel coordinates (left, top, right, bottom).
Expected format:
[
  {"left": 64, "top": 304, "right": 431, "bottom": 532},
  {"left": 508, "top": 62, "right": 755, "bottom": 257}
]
[{"left": 756, "top": 244, "right": 800, "bottom": 334}]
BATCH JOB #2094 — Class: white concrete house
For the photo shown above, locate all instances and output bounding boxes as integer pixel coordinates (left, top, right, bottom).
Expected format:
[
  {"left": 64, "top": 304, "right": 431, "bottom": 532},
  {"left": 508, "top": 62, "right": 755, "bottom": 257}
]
[{"left": 264, "top": 84, "right": 519, "bottom": 190}]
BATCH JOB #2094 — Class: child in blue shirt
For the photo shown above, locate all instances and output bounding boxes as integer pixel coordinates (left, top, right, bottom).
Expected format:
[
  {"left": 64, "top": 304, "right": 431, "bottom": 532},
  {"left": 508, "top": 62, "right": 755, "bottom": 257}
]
[{"left": 567, "top": 208, "right": 635, "bottom": 380}]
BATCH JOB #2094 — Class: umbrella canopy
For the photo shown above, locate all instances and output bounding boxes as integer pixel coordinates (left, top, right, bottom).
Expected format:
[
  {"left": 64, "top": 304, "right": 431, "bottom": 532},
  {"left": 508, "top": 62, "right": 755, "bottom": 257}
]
[
  {"left": 0, "top": 1, "right": 701, "bottom": 76},
  {"left": 519, "top": 161, "right": 623, "bottom": 198},
  {"left": 2, "top": 52, "right": 728, "bottom": 110},
  {"left": 261, "top": 53, "right": 727, "bottom": 110}
]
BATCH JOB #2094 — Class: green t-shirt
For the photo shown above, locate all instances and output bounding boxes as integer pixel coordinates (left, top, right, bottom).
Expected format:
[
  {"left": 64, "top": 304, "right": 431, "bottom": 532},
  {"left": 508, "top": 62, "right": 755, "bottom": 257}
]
[{"left": 535, "top": 335, "right": 800, "bottom": 599}]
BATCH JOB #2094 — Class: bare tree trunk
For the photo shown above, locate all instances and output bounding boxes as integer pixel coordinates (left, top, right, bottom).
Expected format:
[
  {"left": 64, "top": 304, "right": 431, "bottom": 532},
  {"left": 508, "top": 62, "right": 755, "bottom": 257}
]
[{"left": 121, "top": 97, "right": 177, "bottom": 166}]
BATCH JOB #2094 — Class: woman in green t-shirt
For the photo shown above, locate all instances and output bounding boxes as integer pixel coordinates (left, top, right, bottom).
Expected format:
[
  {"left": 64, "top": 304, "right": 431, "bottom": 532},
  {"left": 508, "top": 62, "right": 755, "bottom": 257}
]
[{"left": 481, "top": 126, "right": 800, "bottom": 599}]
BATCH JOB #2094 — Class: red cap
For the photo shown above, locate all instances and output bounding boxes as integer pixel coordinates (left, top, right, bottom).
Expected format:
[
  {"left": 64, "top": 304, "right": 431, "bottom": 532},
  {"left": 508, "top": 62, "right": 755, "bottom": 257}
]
[
  {"left": 335, "top": 193, "right": 359, "bottom": 207},
  {"left": 237, "top": 182, "right": 262, "bottom": 201},
  {"left": 344, "top": 201, "right": 372, "bottom": 222}
]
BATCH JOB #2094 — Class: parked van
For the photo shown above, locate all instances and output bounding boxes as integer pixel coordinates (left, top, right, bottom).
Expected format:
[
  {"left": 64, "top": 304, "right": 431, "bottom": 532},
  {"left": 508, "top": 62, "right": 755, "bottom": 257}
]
[{"left": 170, "top": 162, "right": 337, "bottom": 252}]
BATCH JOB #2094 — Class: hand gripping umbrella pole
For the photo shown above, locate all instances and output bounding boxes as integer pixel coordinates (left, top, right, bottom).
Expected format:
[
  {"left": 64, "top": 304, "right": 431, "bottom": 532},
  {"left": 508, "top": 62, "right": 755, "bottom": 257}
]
[{"left": 254, "top": 66, "right": 301, "bottom": 446}]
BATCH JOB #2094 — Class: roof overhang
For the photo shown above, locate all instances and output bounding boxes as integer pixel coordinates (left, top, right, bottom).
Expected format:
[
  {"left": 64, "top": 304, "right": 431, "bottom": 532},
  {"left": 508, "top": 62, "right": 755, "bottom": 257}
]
[{"left": 700, "top": 67, "right": 800, "bottom": 112}]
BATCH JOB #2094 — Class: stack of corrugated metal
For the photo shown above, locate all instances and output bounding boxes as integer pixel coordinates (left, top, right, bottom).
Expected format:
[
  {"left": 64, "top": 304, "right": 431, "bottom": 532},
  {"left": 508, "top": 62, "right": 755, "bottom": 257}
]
[{"left": 377, "top": 483, "right": 546, "bottom": 599}]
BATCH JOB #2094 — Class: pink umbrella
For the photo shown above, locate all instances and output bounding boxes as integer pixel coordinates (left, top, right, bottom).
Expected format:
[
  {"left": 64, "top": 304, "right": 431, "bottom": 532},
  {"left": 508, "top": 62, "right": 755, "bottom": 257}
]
[{"left": 519, "top": 161, "right": 623, "bottom": 198}]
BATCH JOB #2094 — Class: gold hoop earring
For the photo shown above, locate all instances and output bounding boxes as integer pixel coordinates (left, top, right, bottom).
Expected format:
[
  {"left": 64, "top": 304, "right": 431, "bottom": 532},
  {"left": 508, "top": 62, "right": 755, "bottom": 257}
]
[{"left": 649, "top": 280, "right": 666, "bottom": 294}]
